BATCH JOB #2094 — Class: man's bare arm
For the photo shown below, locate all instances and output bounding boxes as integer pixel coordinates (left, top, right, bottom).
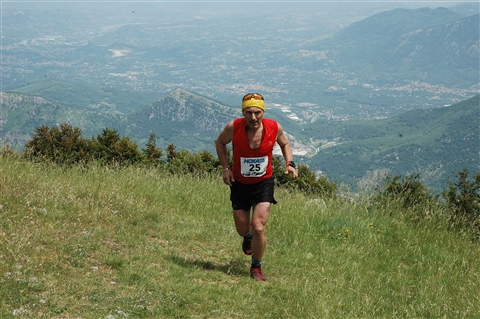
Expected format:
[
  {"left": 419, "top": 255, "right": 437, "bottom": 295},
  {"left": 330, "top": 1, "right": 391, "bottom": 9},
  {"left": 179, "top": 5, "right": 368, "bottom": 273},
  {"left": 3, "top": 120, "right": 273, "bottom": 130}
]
[
  {"left": 276, "top": 123, "right": 298, "bottom": 179},
  {"left": 215, "top": 121, "right": 235, "bottom": 185}
]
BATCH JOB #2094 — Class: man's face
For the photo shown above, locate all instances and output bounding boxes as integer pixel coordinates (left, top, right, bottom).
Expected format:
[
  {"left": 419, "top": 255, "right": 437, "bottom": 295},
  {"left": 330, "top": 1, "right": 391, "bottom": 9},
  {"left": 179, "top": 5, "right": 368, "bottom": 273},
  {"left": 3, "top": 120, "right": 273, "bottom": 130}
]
[{"left": 243, "top": 107, "right": 264, "bottom": 129}]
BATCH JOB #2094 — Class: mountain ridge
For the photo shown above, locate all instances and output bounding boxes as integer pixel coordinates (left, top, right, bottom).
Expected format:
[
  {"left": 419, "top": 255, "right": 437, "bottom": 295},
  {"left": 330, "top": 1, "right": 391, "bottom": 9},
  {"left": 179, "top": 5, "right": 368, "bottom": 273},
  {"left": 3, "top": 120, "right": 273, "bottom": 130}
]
[
  {"left": 321, "top": 8, "right": 479, "bottom": 88},
  {"left": 124, "top": 88, "right": 239, "bottom": 151}
]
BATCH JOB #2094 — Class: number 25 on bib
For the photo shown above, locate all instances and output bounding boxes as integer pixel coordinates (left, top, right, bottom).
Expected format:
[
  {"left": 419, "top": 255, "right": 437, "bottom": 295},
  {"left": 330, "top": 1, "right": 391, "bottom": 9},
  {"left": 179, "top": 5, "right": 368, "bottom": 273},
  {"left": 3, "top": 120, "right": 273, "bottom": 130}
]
[{"left": 240, "top": 156, "right": 268, "bottom": 177}]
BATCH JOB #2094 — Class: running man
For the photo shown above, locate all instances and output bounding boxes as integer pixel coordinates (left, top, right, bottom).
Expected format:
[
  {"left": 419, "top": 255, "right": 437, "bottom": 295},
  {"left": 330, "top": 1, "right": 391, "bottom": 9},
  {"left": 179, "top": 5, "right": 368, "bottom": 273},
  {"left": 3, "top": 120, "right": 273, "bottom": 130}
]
[{"left": 215, "top": 93, "right": 298, "bottom": 281}]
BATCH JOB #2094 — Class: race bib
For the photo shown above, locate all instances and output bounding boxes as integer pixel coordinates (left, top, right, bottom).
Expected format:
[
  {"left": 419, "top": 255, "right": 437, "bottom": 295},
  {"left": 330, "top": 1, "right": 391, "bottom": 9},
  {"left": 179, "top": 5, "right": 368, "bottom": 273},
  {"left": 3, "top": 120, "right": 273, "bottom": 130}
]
[{"left": 240, "top": 156, "right": 268, "bottom": 177}]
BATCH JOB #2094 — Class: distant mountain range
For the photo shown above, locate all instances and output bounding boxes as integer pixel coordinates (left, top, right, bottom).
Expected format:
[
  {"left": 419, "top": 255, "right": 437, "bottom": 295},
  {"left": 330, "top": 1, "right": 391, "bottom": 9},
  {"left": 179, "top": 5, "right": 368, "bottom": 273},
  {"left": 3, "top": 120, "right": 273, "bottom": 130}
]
[
  {"left": 319, "top": 7, "right": 479, "bottom": 88},
  {"left": 2, "top": 3, "right": 478, "bottom": 119}
]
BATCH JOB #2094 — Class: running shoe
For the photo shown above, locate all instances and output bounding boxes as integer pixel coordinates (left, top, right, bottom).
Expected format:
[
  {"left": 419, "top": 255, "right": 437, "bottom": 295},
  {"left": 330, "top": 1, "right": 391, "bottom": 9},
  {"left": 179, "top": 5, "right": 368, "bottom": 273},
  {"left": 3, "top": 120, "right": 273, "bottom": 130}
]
[
  {"left": 242, "top": 236, "right": 252, "bottom": 255},
  {"left": 250, "top": 264, "right": 267, "bottom": 281}
]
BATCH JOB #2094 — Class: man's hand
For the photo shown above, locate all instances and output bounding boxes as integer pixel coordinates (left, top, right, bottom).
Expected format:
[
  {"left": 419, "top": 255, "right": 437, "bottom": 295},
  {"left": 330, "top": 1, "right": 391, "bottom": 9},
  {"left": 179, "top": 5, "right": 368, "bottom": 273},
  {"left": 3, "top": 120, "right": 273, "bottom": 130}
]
[
  {"left": 222, "top": 169, "right": 235, "bottom": 186},
  {"left": 284, "top": 166, "right": 298, "bottom": 179}
]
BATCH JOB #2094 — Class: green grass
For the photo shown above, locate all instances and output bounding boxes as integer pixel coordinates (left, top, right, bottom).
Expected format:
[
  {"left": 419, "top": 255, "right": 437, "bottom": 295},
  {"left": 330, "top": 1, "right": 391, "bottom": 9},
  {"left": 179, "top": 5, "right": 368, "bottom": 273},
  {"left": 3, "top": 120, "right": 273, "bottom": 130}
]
[{"left": 1, "top": 156, "right": 479, "bottom": 318}]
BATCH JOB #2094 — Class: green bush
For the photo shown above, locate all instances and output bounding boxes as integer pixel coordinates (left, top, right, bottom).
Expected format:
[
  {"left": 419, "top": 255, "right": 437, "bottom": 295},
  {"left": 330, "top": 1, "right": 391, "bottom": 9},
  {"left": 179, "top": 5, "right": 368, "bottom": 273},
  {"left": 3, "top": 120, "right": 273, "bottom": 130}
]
[
  {"left": 272, "top": 155, "right": 337, "bottom": 198},
  {"left": 373, "top": 173, "right": 437, "bottom": 222},
  {"left": 24, "top": 123, "right": 90, "bottom": 164},
  {"left": 92, "top": 128, "right": 143, "bottom": 165},
  {"left": 168, "top": 147, "right": 219, "bottom": 175},
  {"left": 443, "top": 169, "right": 480, "bottom": 239},
  {"left": 24, "top": 123, "right": 144, "bottom": 165},
  {"left": 142, "top": 133, "right": 165, "bottom": 164}
]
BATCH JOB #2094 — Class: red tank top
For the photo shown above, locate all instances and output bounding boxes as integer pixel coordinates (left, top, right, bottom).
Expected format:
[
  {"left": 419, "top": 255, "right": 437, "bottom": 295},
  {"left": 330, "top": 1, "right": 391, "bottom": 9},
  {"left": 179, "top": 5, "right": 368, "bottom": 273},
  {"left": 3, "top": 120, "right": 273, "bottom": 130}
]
[{"left": 232, "top": 118, "right": 278, "bottom": 185}]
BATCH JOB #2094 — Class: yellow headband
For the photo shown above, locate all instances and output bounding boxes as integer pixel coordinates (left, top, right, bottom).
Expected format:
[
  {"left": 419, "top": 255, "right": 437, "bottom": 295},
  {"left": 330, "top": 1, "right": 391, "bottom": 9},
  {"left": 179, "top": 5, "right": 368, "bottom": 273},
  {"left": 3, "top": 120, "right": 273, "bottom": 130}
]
[{"left": 241, "top": 98, "right": 265, "bottom": 112}]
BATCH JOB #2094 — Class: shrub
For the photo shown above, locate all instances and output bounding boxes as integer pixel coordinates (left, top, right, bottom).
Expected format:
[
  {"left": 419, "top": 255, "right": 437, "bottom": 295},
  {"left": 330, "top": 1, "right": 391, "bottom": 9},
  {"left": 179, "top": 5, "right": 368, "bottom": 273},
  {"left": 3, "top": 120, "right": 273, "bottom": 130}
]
[
  {"left": 166, "top": 143, "right": 178, "bottom": 163},
  {"left": 24, "top": 123, "right": 90, "bottom": 164},
  {"left": 272, "top": 155, "right": 337, "bottom": 198},
  {"left": 168, "top": 148, "right": 220, "bottom": 175},
  {"left": 443, "top": 169, "right": 480, "bottom": 238},
  {"left": 142, "top": 133, "right": 164, "bottom": 164},
  {"left": 373, "top": 173, "right": 436, "bottom": 222},
  {"left": 92, "top": 127, "right": 143, "bottom": 165}
]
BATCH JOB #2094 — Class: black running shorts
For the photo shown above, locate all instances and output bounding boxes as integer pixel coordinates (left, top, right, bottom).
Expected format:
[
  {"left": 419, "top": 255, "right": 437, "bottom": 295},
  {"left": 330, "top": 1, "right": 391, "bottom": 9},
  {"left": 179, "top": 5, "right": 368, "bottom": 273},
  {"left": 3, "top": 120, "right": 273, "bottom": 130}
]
[{"left": 230, "top": 176, "right": 277, "bottom": 211}]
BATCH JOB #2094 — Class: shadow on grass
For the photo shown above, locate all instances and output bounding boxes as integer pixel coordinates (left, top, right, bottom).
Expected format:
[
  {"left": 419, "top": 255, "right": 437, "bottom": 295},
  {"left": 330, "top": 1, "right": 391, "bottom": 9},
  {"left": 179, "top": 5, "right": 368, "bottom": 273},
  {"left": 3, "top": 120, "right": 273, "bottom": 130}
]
[{"left": 168, "top": 255, "right": 249, "bottom": 276}]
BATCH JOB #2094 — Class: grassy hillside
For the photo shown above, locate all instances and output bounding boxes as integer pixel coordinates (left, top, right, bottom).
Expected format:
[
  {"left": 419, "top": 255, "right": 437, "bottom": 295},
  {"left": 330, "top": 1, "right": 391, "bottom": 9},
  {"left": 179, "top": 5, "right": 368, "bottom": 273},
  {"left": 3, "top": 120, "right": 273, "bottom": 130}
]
[{"left": 1, "top": 156, "right": 478, "bottom": 318}]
